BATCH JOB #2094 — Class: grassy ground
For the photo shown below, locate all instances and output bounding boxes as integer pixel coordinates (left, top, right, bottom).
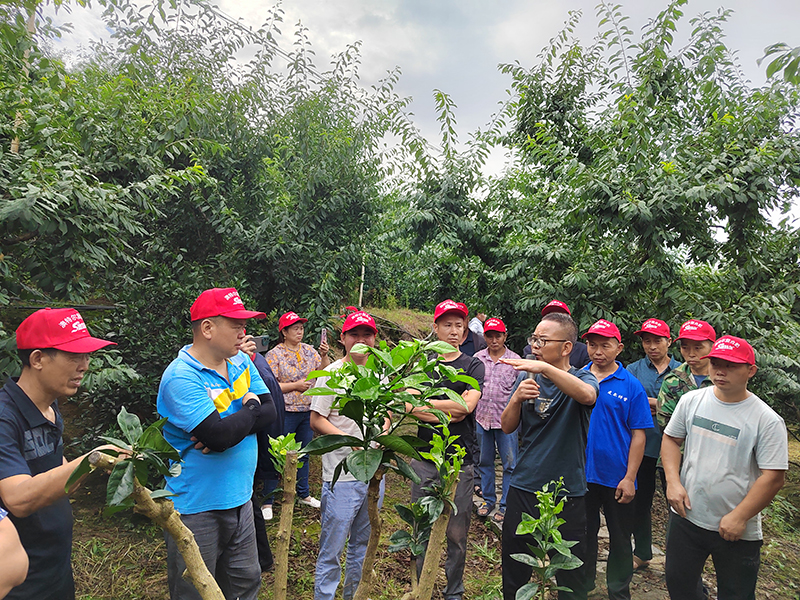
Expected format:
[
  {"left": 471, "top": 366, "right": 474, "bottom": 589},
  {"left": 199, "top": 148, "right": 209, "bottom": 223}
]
[{"left": 70, "top": 440, "right": 800, "bottom": 600}]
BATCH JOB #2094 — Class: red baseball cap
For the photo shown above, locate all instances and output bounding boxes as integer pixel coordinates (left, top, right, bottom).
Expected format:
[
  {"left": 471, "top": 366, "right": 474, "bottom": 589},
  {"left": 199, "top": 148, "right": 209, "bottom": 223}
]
[
  {"left": 16, "top": 308, "right": 116, "bottom": 353},
  {"left": 342, "top": 311, "right": 378, "bottom": 334},
  {"left": 677, "top": 319, "right": 716, "bottom": 343},
  {"left": 278, "top": 311, "right": 308, "bottom": 331},
  {"left": 634, "top": 319, "right": 671, "bottom": 338},
  {"left": 483, "top": 318, "right": 506, "bottom": 333},
  {"left": 542, "top": 300, "right": 571, "bottom": 316},
  {"left": 582, "top": 319, "right": 621, "bottom": 342},
  {"left": 190, "top": 288, "right": 266, "bottom": 321},
  {"left": 434, "top": 299, "right": 467, "bottom": 322},
  {"left": 702, "top": 335, "right": 755, "bottom": 365}
]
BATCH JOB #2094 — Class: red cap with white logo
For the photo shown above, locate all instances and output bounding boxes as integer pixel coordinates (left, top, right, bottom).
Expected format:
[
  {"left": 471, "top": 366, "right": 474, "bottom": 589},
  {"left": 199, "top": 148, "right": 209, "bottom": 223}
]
[
  {"left": 16, "top": 308, "right": 116, "bottom": 353},
  {"left": 702, "top": 335, "right": 755, "bottom": 365},
  {"left": 676, "top": 319, "right": 716, "bottom": 343},
  {"left": 541, "top": 300, "right": 571, "bottom": 316},
  {"left": 582, "top": 319, "right": 622, "bottom": 342},
  {"left": 483, "top": 318, "right": 506, "bottom": 333},
  {"left": 342, "top": 311, "right": 378, "bottom": 334},
  {"left": 434, "top": 299, "right": 467, "bottom": 322},
  {"left": 634, "top": 319, "right": 671, "bottom": 338},
  {"left": 278, "top": 311, "right": 308, "bottom": 331},
  {"left": 190, "top": 288, "right": 266, "bottom": 321}
]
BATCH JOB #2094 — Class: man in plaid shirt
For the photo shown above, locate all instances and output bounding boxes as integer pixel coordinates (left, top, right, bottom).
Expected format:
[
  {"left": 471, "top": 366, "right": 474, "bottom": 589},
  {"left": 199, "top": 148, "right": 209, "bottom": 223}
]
[{"left": 474, "top": 318, "right": 521, "bottom": 523}]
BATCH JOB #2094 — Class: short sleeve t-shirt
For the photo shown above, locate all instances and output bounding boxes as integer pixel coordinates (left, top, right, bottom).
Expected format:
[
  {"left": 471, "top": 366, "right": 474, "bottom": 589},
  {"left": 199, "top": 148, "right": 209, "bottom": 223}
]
[
  {"left": 266, "top": 343, "right": 321, "bottom": 411},
  {"left": 157, "top": 347, "right": 269, "bottom": 515},
  {"left": 664, "top": 386, "right": 788, "bottom": 540},
  {"left": 0, "top": 378, "right": 74, "bottom": 600},
  {"left": 310, "top": 358, "right": 365, "bottom": 483},
  {"left": 511, "top": 367, "right": 599, "bottom": 497},
  {"left": 416, "top": 353, "right": 484, "bottom": 465},
  {"left": 585, "top": 362, "right": 653, "bottom": 488}
]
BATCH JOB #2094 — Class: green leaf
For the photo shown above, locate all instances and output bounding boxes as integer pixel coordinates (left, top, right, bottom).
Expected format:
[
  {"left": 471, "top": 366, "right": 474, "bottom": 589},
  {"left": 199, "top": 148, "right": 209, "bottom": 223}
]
[
  {"left": 515, "top": 582, "right": 540, "bottom": 600},
  {"left": 425, "top": 341, "right": 457, "bottom": 355},
  {"left": 304, "top": 434, "right": 363, "bottom": 455},
  {"left": 65, "top": 454, "right": 92, "bottom": 493},
  {"left": 510, "top": 552, "right": 539, "bottom": 567},
  {"left": 98, "top": 436, "right": 132, "bottom": 451},
  {"left": 391, "top": 455, "right": 421, "bottom": 484},
  {"left": 340, "top": 399, "right": 365, "bottom": 424},
  {"left": 107, "top": 462, "right": 136, "bottom": 506},
  {"left": 345, "top": 448, "right": 384, "bottom": 482},
  {"left": 375, "top": 434, "right": 420, "bottom": 459},
  {"left": 149, "top": 489, "right": 176, "bottom": 500},
  {"left": 117, "top": 407, "right": 143, "bottom": 446},
  {"left": 139, "top": 419, "right": 180, "bottom": 461}
]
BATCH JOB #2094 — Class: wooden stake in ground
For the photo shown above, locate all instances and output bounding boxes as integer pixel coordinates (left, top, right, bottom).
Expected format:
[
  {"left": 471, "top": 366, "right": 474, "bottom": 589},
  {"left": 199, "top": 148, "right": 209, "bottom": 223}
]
[
  {"left": 352, "top": 467, "right": 386, "bottom": 600},
  {"left": 273, "top": 450, "right": 299, "bottom": 600},
  {"left": 87, "top": 451, "right": 225, "bottom": 600}
]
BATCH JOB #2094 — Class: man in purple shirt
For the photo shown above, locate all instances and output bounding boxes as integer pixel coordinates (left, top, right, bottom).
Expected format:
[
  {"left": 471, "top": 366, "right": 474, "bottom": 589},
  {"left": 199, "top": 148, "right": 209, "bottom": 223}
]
[{"left": 474, "top": 318, "right": 521, "bottom": 523}]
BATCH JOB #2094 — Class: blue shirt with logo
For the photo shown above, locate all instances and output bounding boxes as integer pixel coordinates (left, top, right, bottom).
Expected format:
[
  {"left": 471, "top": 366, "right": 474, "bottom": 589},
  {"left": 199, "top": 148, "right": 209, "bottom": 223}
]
[
  {"left": 157, "top": 347, "right": 268, "bottom": 514},
  {"left": 626, "top": 355, "right": 681, "bottom": 457},
  {"left": 584, "top": 362, "right": 653, "bottom": 488}
]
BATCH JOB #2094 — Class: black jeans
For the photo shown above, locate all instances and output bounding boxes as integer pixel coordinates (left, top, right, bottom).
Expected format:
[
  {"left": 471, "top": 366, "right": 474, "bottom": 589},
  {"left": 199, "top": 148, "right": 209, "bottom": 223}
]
[
  {"left": 585, "top": 483, "right": 635, "bottom": 600},
  {"left": 632, "top": 456, "right": 657, "bottom": 561},
  {"left": 665, "top": 514, "right": 762, "bottom": 600},
  {"left": 502, "top": 486, "right": 588, "bottom": 600}
]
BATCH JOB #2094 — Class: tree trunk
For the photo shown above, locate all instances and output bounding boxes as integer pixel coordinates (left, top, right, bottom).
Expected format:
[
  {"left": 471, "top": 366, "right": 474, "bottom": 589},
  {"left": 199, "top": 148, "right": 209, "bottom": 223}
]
[
  {"left": 352, "top": 468, "right": 385, "bottom": 600},
  {"left": 414, "top": 473, "right": 460, "bottom": 600},
  {"left": 11, "top": 10, "right": 35, "bottom": 154},
  {"left": 273, "top": 450, "right": 299, "bottom": 600},
  {"left": 88, "top": 452, "right": 224, "bottom": 600}
]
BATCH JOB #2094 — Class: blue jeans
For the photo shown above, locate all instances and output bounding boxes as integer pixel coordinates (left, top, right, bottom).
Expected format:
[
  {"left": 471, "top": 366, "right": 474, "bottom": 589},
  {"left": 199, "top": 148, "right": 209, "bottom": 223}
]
[
  {"left": 476, "top": 422, "right": 517, "bottom": 511},
  {"left": 315, "top": 479, "right": 385, "bottom": 600},
  {"left": 283, "top": 410, "right": 313, "bottom": 498},
  {"left": 165, "top": 501, "right": 260, "bottom": 600}
]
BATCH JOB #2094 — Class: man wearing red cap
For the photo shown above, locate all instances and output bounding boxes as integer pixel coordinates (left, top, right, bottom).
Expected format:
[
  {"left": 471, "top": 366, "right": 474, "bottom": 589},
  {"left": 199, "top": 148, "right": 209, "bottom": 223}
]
[
  {"left": 625, "top": 319, "right": 681, "bottom": 570},
  {"left": 157, "top": 288, "right": 276, "bottom": 600},
  {"left": 522, "top": 300, "right": 590, "bottom": 368},
  {"left": 0, "top": 308, "right": 116, "bottom": 599},
  {"left": 408, "top": 299, "right": 484, "bottom": 600},
  {"left": 310, "top": 311, "right": 383, "bottom": 600},
  {"left": 473, "top": 317, "right": 520, "bottom": 523},
  {"left": 662, "top": 336, "right": 787, "bottom": 600},
  {"left": 657, "top": 319, "right": 716, "bottom": 428},
  {"left": 582, "top": 320, "right": 652, "bottom": 600}
]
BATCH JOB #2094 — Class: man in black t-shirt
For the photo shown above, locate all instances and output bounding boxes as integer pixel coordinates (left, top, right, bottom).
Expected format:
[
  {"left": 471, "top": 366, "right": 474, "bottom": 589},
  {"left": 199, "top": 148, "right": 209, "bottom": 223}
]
[
  {"left": 407, "top": 299, "right": 484, "bottom": 600},
  {"left": 500, "top": 312, "right": 598, "bottom": 600}
]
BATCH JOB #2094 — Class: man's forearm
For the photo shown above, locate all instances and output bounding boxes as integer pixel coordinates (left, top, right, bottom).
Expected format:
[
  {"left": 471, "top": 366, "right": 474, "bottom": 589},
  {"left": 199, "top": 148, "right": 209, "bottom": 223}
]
[
  {"left": 728, "top": 470, "right": 786, "bottom": 524},
  {"left": 0, "top": 454, "right": 88, "bottom": 518},
  {"left": 540, "top": 365, "right": 596, "bottom": 405},
  {"left": 661, "top": 434, "right": 683, "bottom": 485},
  {"left": 624, "top": 429, "right": 646, "bottom": 481},
  {"left": 501, "top": 397, "right": 522, "bottom": 433}
]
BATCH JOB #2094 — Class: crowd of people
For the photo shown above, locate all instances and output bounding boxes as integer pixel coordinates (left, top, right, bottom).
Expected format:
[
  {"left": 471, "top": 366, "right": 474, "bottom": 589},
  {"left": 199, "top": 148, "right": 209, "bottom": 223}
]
[{"left": 0, "top": 289, "right": 789, "bottom": 600}]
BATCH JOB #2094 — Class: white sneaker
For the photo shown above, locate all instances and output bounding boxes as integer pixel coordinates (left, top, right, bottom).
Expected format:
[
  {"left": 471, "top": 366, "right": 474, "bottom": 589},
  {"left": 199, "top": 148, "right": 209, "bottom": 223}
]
[
  {"left": 298, "top": 495, "right": 321, "bottom": 509},
  {"left": 261, "top": 504, "right": 273, "bottom": 520}
]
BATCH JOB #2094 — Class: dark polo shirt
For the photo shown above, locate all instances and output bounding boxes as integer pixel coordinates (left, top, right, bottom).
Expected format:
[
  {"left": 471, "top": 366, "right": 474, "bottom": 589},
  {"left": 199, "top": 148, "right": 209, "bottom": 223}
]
[{"left": 0, "top": 377, "right": 74, "bottom": 600}]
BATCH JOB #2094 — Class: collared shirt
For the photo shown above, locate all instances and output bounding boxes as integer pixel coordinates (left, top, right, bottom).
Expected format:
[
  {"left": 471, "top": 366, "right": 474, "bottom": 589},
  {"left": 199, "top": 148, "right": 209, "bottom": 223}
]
[
  {"left": 0, "top": 378, "right": 74, "bottom": 600},
  {"left": 584, "top": 362, "right": 653, "bottom": 488},
  {"left": 627, "top": 355, "right": 682, "bottom": 457},
  {"left": 657, "top": 361, "right": 714, "bottom": 428},
  {"left": 157, "top": 347, "right": 268, "bottom": 515},
  {"left": 265, "top": 343, "right": 321, "bottom": 411},
  {"left": 474, "top": 347, "right": 521, "bottom": 429}
]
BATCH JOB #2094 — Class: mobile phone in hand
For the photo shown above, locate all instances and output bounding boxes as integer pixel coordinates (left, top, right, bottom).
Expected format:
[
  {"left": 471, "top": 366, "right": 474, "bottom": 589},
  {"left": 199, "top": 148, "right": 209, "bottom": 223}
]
[{"left": 321, "top": 329, "right": 327, "bottom": 345}]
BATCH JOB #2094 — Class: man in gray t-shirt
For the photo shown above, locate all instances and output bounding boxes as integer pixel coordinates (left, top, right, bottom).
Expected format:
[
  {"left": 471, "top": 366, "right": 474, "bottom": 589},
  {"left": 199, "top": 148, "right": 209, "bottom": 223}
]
[
  {"left": 309, "top": 311, "right": 383, "bottom": 600},
  {"left": 662, "top": 335, "right": 787, "bottom": 600}
]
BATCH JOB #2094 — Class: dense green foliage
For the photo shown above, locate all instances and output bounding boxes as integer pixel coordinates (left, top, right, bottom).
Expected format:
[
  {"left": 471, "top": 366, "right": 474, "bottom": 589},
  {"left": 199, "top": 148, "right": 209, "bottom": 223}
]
[{"left": 1, "top": 0, "right": 799, "bottom": 426}]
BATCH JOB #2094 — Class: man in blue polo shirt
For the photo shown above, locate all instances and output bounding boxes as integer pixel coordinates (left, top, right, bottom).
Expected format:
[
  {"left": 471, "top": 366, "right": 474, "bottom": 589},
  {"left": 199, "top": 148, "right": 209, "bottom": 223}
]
[
  {"left": 626, "top": 318, "right": 681, "bottom": 570},
  {"left": 157, "top": 288, "right": 276, "bottom": 600},
  {"left": 582, "top": 320, "right": 653, "bottom": 600},
  {"left": 0, "top": 308, "right": 116, "bottom": 600}
]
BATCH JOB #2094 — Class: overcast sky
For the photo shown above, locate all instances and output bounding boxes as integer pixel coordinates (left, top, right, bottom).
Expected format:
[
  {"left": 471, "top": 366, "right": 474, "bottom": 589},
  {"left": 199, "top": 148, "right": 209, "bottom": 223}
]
[{"left": 50, "top": 0, "right": 799, "bottom": 141}]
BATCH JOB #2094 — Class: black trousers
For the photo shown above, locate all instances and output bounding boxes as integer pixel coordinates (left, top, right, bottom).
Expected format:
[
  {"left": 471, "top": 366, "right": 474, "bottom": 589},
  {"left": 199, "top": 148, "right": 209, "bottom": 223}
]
[
  {"left": 585, "top": 483, "right": 635, "bottom": 600},
  {"left": 251, "top": 492, "right": 273, "bottom": 570},
  {"left": 632, "top": 456, "right": 657, "bottom": 561},
  {"left": 502, "top": 486, "right": 588, "bottom": 600},
  {"left": 665, "top": 514, "right": 761, "bottom": 600}
]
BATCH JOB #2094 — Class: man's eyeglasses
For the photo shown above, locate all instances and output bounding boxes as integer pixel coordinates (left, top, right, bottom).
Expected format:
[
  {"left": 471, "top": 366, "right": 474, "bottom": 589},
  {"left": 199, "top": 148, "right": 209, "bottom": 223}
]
[{"left": 528, "top": 336, "right": 568, "bottom": 348}]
